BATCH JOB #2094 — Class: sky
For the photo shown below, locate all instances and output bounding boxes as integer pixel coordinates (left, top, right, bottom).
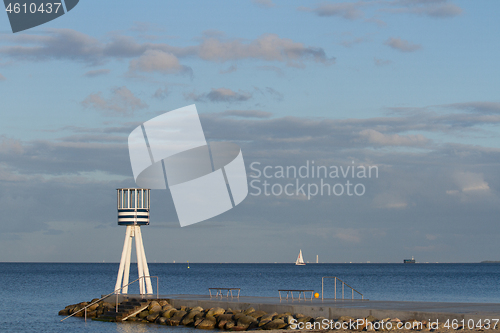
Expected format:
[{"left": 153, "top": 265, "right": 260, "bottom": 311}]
[{"left": 0, "top": 0, "right": 500, "bottom": 263}]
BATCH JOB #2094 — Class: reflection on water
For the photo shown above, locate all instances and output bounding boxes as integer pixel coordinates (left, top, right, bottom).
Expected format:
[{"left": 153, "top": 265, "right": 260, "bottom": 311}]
[{"left": 115, "top": 322, "right": 213, "bottom": 333}]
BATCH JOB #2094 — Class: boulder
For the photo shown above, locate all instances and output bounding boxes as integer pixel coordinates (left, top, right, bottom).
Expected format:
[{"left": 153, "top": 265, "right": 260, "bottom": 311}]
[
  {"left": 146, "top": 312, "right": 160, "bottom": 322},
  {"left": 158, "top": 300, "right": 169, "bottom": 307},
  {"left": 161, "top": 308, "right": 176, "bottom": 318},
  {"left": 297, "top": 316, "right": 313, "bottom": 323},
  {"left": 207, "top": 307, "right": 225, "bottom": 317},
  {"left": 181, "top": 310, "right": 201, "bottom": 326},
  {"left": 138, "top": 310, "right": 149, "bottom": 319},
  {"left": 237, "top": 315, "right": 257, "bottom": 326},
  {"left": 295, "top": 313, "right": 305, "bottom": 319},
  {"left": 167, "top": 310, "right": 187, "bottom": 326},
  {"left": 217, "top": 313, "right": 234, "bottom": 328},
  {"left": 259, "top": 319, "right": 272, "bottom": 327},
  {"left": 249, "top": 310, "right": 267, "bottom": 319},
  {"left": 156, "top": 317, "right": 167, "bottom": 325},
  {"left": 225, "top": 320, "right": 235, "bottom": 330},
  {"left": 87, "top": 303, "right": 99, "bottom": 312},
  {"left": 243, "top": 307, "right": 255, "bottom": 315},
  {"left": 196, "top": 317, "right": 217, "bottom": 330},
  {"left": 148, "top": 301, "right": 160, "bottom": 311},
  {"left": 149, "top": 305, "right": 162, "bottom": 314},
  {"left": 357, "top": 318, "right": 368, "bottom": 331},
  {"left": 194, "top": 312, "right": 205, "bottom": 321},
  {"left": 233, "top": 312, "right": 246, "bottom": 321},
  {"left": 162, "top": 304, "right": 173, "bottom": 311},
  {"left": 191, "top": 306, "right": 204, "bottom": 312},
  {"left": 339, "top": 315, "right": 356, "bottom": 322},
  {"left": 58, "top": 309, "right": 69, "bottom": 316},
  {"left": 260, "top": 312, "right": 277, "bottom": 322},
  {"left": 367, "top": 315, "right": 378, "bottom": 322},
  {"left": 87, "top": 310, "right": 97, "bottom": 318},
  {"left": 263, "top": 319, "right": 287, "bottom": 330}
]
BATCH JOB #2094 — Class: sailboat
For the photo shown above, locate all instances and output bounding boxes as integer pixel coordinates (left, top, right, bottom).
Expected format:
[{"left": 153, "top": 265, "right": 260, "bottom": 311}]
[{"left": 295, "top": 249, "right": 305, "bottom": 266}]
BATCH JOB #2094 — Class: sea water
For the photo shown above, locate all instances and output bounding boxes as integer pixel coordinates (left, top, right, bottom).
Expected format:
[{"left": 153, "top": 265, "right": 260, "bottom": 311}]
[{"left": 0, "top": 263, "right": 499, "bottom": 332}]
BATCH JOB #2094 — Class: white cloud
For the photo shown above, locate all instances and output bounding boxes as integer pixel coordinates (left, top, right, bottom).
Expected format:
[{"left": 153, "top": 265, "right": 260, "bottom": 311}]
[
  {"left": 128, "top": 50, "right": 188, "bottom": 75},
  {"left": 454, "top": 172, "right": 490, "bottom": 192},
  {"left": 81, "top": 86, "right": 148, "bottom": 116}
]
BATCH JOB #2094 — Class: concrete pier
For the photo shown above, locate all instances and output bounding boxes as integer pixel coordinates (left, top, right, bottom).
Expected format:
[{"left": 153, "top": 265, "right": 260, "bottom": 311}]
[{"left": 106, "top": 294, "right": 500, "bottom": 322}]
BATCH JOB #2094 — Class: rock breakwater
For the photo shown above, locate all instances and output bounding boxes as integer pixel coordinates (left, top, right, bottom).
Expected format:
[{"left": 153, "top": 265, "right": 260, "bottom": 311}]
[{"left": 59, "top": 298, "right": 486, "bottom": 331}]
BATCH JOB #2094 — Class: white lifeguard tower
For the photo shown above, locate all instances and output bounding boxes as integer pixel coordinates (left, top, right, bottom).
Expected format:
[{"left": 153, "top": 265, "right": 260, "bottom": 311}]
[{"left": 114, "top": 188, "right": 153, "bottom": 295}]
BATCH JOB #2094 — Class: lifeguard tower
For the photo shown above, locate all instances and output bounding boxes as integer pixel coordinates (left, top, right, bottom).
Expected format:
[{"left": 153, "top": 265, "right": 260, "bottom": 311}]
[{"left": 114, "top": 188, "right": 153, "bottom": 295}]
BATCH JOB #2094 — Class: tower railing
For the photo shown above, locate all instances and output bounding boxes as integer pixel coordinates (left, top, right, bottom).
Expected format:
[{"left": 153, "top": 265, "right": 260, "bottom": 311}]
[
  {"left": 321, "top": 276, "right": 364, "bottom": 300},
  {"left": 60, "top": 275, "right": 158, "bottom": 322}
]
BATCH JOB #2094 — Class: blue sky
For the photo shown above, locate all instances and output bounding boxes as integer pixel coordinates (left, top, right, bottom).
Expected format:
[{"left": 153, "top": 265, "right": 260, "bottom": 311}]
[{"left": 1, "top": 0, "right": 500, "bottom": 263}]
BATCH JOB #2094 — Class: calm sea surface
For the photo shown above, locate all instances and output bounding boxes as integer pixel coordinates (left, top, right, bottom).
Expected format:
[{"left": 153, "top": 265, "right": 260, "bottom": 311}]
[{"left": 0, "top": 263, "right": 499, "bottom": 332}]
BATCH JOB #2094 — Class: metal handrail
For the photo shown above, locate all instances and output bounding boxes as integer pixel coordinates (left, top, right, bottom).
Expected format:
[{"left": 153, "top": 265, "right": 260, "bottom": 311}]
[
  {"left": 321, "top": 276, "right": 363, "bottom": 300},
  {"left": 60, "top": 275, "right": 158, "bottom": 322}
]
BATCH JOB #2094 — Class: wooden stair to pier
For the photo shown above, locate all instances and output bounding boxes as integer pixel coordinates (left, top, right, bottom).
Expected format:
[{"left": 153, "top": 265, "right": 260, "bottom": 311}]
[{"left": 93, "top": 299, "right": 149, "bottom": 322}]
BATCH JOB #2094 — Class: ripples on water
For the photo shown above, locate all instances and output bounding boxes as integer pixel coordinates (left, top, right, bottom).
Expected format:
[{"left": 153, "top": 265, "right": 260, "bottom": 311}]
[{"left": 0, "top": 263, "right": 498, "bottom": 332}]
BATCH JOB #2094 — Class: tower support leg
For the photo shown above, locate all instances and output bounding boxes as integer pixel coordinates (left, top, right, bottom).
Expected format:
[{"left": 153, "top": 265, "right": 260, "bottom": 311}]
[
  {"left": 122, "top": 228, "right": 133, "bottom": 293},
  {"left": 115, "top": 226, "right": 133, "bottom": 294},
  {"left": 136, "top": 226, "right": 153, "bottom": 294},
  {"left": 115, "top": 225, "right": 153, "bottom": 295},
  {"left": 134, "top": 226, "right": 145, "bottom": 294}
]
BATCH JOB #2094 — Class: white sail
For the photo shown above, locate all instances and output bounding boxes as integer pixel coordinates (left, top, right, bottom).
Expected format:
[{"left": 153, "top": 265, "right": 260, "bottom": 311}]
[{"left": 295, "top": 249, "right": 305, "bottom": 265}]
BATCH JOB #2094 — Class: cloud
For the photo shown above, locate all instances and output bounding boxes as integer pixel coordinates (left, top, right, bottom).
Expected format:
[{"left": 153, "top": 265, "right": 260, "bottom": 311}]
[
  {"left": 252, "top": 0, "right": 275, "bottom": 8},
  {"left": 3, "top": 101, "right": 500, "bottom": 262},
  {"left": 84, "top": 69, "right": 110, "bottom": 77},
  {"left": 218, "top": 110, "right": 272, "bottom": 118},
  {"left": 0, "top": 73, "right": 5, "bottom": 81},
  {"left": 300, "top": 1, "right": 462, "bottom": 21},
  {"left": 219, "top": 65, "right": 237, "bottom": 74},
  {"left": 374, "top": 57, "right": 392, "bottom": 66},
  {"left": 359, "top": 129, "right": 430, "bottom": 146},
  {"left": 442, "top": 102, "right": 500, "bottom": 114},
  {"left": 128, "top": 50, "right": 191, "bottom": 76},
  {"left": 0, "top": 29, "right": 334, "bottom": 69},
  {"left": 81, "top": 86, "right": 148, "bottom": 116},
  {"left": 0, "top": 28, "right": 103, "bottom": 64},
  {"left": 186, "top": 88, "right": 252, "bottom": 103},
  {"left": 387, "top": 2, "right": 462, "bottom": 18},
  {"left": 454, "top": 172, "right": 490, "bottom": 193},
  {"left": 152, "top": 87, "right": 169, "bottom": 100},
  {"left": 197, "top": 34, "right": 335, "bottom": 67},
  {"left": 299, "top": 2, "right": 364, "bottom": 20},
  {"left": 384, "top": 37, "right": 422, "bottom": 52}
]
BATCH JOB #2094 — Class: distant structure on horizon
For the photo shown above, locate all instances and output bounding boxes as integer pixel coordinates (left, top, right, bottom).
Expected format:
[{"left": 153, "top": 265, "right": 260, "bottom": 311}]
[
  {"left": 404, "top": 256, "right": 416, "bottom": 264},
  {"left": 114, "top": 188, "right": 153, "bottom": 295}
]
